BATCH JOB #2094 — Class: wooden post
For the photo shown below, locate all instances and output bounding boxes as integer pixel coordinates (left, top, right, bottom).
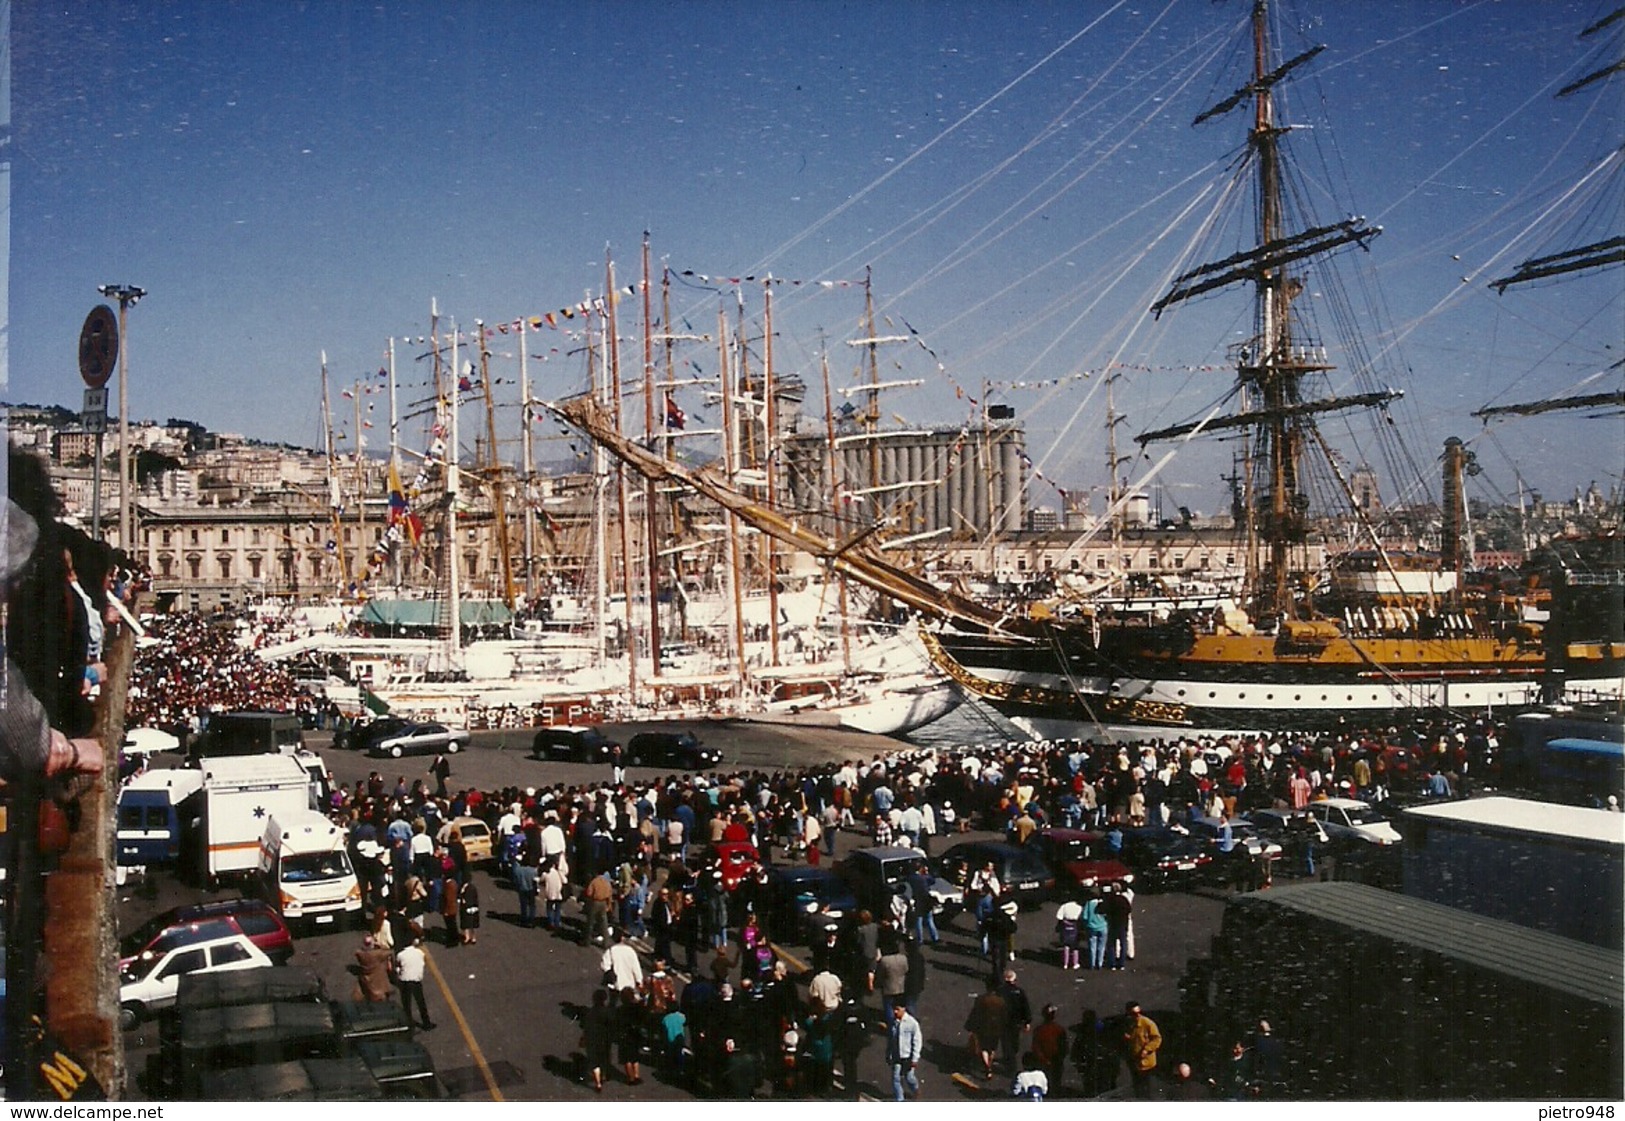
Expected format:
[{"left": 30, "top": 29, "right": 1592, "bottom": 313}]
[{"left": 43, "top": 623, "right": 130, "bottom": 1096}]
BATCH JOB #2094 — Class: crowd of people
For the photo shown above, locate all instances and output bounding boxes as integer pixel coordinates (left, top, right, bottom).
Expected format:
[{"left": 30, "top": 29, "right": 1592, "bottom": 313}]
[
  {"left": 310, "top": 700, "right": 1517, "bottom": 1100},
  {"left": 123, "top": 612, "right": 323, "bottom": 736}
]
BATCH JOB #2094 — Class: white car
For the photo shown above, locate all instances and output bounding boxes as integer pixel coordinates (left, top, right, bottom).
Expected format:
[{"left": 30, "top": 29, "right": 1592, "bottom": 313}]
[
  {"left": 1309, "top": 797, "right": 1403, "bottom": 846},
  {"left": 369, "top": 721, "right": 470, "bottom": 758},
  {"left": 119, "top": 931, "right": 274, "bottom": 1028}
]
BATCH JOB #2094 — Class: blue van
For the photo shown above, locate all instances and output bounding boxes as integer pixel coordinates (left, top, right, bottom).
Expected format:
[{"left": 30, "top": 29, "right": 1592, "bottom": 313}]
[{"left": 117, "top": 768, "right": 204, "bottom": 867}]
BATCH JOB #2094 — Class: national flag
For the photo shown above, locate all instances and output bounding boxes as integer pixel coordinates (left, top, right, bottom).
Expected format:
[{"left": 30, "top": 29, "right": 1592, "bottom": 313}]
[
  {"left": 457, "top": 374, "right": 473, "bottom": 392},
  {"left": 360, "top": 685, "right": 391, "bottom": 715},
  {"left": 387, "top": 461, "right": 409, "bottom": 525},
  {"left": 664, "top": 393, "right": 686, "bottom": 430}
]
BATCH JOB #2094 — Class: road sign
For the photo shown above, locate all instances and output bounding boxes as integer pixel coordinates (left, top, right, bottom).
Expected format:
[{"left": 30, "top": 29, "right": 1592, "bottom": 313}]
[
  {"left": 78, "top": 305, "right": 118, "bottom": 388},
  {"left": 82, "top": 387, "right": 108, "bottom": 434}
]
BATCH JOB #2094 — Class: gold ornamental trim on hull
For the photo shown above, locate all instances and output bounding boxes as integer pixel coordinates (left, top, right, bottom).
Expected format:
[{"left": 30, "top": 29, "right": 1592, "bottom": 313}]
[{"left": 920, "top": 630, "right": 1191, "bottom": 726}]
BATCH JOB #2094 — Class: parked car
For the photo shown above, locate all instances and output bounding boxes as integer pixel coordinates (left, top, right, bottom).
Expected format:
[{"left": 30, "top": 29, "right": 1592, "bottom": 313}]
[
  {"left": 1186, "top": 814, "right": 1285, "bottom": 860},
  {"left": 1246, "top": 807, "right": 1329, "bottom": 871},
  {"left": 336, "top": 716, "right": 413, "bottom": 752},
  {"left": 119, "top": 898, "right": 295, "bottom": 973},
  {"left": 762, "top": 865, "right": 858, "bottom": 944},
  {"left": 119, "top": 931, "right": 274, "bottom": 1028},
  {"left": 1309, "top": 797, "right": 1404, "bottom": 847},
  {"left": 625, "top": 729, "right": 722, "bottom": 770},
  {"left": 530, "top": 725, "right": 619, "bottom": 763},
  {"left": 701, "top": 840, "right": 763, "bottom": 893},
  {"left": 1115, "top": 826, "right": 1215, "bottom": 891},
  {"left": 439, "top": 815, "right": 494, "bottom": 864},
  {"left": 368, "top": 722, "right": 469, "bottom": 758},
  {"left": 1028, "top": 828, "right": 1135, "bottom": 891},
  {"left": 842, "top": 845, "right": 962, "bottom": 918},
  {"left": 934, "top": 840, "right": 1056, "bottom": 909}
]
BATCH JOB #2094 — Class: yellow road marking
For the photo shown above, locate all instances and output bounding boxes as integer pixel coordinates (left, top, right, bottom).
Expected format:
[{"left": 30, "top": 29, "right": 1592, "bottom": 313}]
[{"left": 424, "top": 947, "right": 505, "bottom": 1101}]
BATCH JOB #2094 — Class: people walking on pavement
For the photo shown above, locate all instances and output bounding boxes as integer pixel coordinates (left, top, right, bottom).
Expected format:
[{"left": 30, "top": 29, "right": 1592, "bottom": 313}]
[
  {"left": 395, "top": 935, "right": 433, "bottom": 1031},
  {"left": 1032, "top": 1003, "right": 1069, "bottom": 1095},
  {"left": 580, "top": 986, "right": 615, "bottom": 1092},
  {"left": 998, "top": 968, "right": 1033, "bottom": 1075},
  {"left": 964, "top": 974, "right": 1009, "bottom": 1081},
  {"left": 1081, "top": 888, "right": 1109, "bottom": 969},
  {"left": 1121, "top": 1000, "right": 1163, "bottom": 1099},
  {"left": 459, "top": 876, "right": 480, "bottom": 944},
  {"left": 601, "top": 928, "right": 644, "bottom": 993},
  {"left": 886, "top": 1001, "right": 923, "bottom": 1101},
  {"left": 583, "top": 869, "right": 614, "bottom": 945},
  {"left": 1012, "top": 1051, "right": 1049, "bottom": 1100},
  {"left": 1055, "top": 897, "right": 1083, "bottom": 969},
  {"left": 1102, "top": 882, "right": 1132, "bottom": 969}
]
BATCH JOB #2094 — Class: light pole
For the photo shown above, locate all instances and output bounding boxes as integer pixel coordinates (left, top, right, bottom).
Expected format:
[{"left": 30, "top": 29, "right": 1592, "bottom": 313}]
[{"left": 98, "top": 283, "right": 145, "bottom": 551}]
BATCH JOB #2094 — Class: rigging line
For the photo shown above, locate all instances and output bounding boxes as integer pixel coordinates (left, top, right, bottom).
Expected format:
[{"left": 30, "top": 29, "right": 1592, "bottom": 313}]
[
  {"left": 981, "top": 168, "right": 1235, "bottom": 458},
  {"left": 1475, "top": 274, "right": 1625, "bottom": 409},
  {"left": 1365, "top": 150, "right": 1625, "bottom": 384},
  {"left": 768, "top": 0, "right": 1221, "bottom": 335},
  {"left": 1315, "top": 0, "right": 1500, "bottom": 78},
  {"left": 1379, "top": 68, "right": 1608, "bottom": 229},
  {"left": 879, "top": 0, "right": 1219, "bottom": 305},
  {"left": 930, "top": 158, "right": 1230, "bottom": 365},
  {"left": 1082, "top": 168, "right": 1249, "bottom": 445},
  {"left": 1041, "top": 620, "right": 1111, "bottom": 740},
  {"left": 755, "top": 1, "right": 1130, "bottom": 272},
  {"left": 1053, "top": 398, "right": 1234, "bottom": 572}
]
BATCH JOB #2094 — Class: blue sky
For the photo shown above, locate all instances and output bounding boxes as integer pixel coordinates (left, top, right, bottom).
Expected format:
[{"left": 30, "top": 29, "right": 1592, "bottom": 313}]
[{"left": 8, "top": 0, "right": 1621, "bottom": 517}]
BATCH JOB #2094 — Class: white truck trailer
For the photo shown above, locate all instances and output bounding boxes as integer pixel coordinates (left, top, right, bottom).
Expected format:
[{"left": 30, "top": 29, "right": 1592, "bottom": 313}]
[{"left": 200, "top": 755, "right": 315, "bottom": 887}]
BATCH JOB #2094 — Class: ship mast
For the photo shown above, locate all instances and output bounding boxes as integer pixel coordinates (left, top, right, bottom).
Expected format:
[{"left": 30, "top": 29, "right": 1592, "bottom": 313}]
[
  {"left": 476, "top": 321, "right": 516, "bottom": 608},
  {"left": 589, "top": 299, "right": 608, "bottom": 673},
  {"left": 641, "top": 235, "right": 664, "bottom": 678},
  {"left": 607, "top": 257, "right": 637, "bottom": 698},
  {"left": 763, "top": 278, "right": 782, "bottom": 667},
  {"left": 822, "top": 349, "right": 854, "bottom": 672},
  {"left": 320, "top": 352, "right": 350, "bottom": 594},
  {"left": 518, "top": 319, "right": 535, "bottom": 603},
  {"left": 719, "top": 303, "right": 750, "bottom": 690},
  {"left": 1141, "top": 0, "right": 1390, "bottom": 623},
  {"left": 1105, "top": 368, "right": 1126, "bottom": 578}
]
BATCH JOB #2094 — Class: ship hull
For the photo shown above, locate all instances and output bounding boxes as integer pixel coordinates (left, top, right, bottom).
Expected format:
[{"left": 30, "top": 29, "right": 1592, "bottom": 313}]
[{"left": 924, "top": 624, "right": 1624, "bottom": 736}]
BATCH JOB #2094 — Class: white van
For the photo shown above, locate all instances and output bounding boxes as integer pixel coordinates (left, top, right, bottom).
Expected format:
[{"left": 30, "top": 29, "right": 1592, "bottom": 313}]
[{"left": 257, "top": 810, "right": 362, "bottom": 928}]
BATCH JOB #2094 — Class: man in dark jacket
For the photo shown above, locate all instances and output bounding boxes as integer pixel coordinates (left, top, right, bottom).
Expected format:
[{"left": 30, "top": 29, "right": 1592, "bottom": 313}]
[{"left": 997, "top": 968, "right": 1033, "bottom": 1075}]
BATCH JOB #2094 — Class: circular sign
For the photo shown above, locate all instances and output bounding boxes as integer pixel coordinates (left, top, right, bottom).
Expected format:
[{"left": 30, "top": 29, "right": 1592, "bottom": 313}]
[{"left": 78, "top": 305, "right": 118, "bottom": 388}]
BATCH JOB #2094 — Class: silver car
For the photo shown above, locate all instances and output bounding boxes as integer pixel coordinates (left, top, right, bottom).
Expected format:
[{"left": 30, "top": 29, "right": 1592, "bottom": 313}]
[{"left": 370, "top": 721, "right": 470, "bottom": 758}]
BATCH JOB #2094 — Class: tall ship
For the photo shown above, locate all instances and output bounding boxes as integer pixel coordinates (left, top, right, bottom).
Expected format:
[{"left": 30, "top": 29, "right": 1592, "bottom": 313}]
[
  {"left": 553, "top": 0, "right": 1624, "bottom": 738},
  {"left": 919, "top": 0, "right": 1623, "bottom": 736}
]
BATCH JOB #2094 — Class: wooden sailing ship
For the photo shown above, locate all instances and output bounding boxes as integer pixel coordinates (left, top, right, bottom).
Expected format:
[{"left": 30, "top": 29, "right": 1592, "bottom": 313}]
[{"left": 554, "top": 0, "right": 1624, "bottom": 737}]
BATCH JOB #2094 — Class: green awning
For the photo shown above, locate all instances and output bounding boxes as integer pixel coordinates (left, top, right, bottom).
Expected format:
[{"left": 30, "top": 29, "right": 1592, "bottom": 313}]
[{"left": 357, "top": 599, "right": 514, "bottom": 629}]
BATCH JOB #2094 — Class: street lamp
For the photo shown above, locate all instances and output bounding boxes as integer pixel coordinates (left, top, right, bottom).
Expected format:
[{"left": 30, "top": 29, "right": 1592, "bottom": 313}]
[{"left": 98, "top": 283, "right": 146, "bottom": 551}]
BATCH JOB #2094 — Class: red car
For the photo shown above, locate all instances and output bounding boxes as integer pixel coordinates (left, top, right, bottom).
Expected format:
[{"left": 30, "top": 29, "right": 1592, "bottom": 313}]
[
  {"left": 1030, "top": 828, "right": 1135, "bottom": 891},
  {"left": 118, "top": 897, "right": 294, "bottom": 972},
  {"left": 703, "top": 841, "right": 762, "bottom": 893}
]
